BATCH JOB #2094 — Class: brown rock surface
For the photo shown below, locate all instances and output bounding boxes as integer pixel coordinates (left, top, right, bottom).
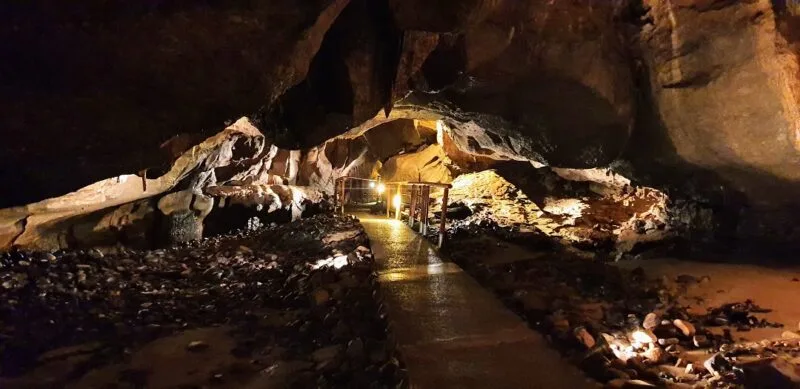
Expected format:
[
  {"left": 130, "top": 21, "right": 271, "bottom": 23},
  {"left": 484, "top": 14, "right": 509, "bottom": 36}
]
[
  {"left": 380, "top": 144, "right": 454, "bottom": 183},
  {"left": 632, "top": 0, "right": 800, "bottom": 241},
  {"left": 0, "top": 117, "right": 264, "bottom": 251}
]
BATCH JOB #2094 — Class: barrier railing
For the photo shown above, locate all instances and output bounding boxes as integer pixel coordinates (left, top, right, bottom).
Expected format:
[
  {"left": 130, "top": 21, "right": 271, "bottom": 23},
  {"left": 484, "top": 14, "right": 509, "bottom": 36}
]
[{"left": 333, "top": 177, "right": 451, "bottom": 248}]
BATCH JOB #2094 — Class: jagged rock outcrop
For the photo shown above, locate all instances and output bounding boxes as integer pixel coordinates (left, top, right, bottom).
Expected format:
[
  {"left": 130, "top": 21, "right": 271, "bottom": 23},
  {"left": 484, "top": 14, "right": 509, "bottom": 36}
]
[
  {"left": 205, "top": 184, "right": 325, "bottom": 223},
  {"left": 0, "top": 118, "right": 328, "bottom": 251},
  {"left": 0, "top": 118, "right": 264, "bottom": 251},
  {"left": 400, "top": 0, "right": 635, "bottom": 167},
  {"left": 298, "top": 119, "right": 439, "bottom": 193},
  {"left": 0, "top": 0, "right": 350, "bottom": 207}
]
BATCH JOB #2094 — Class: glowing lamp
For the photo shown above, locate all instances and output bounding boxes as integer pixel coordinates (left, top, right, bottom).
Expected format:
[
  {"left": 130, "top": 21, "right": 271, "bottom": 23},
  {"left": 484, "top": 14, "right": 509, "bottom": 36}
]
[
  {"left": 376, "top": 183, "right": 386, "bottom": 194},
  {"left": 392, "top": 193, "right": 402, "bottom": 209},
  {"left": 393, "top": 193, "right": 402, "bottom": 219},
  {"left": 369, "top": 181, "right": 376, "bottom": 189}
]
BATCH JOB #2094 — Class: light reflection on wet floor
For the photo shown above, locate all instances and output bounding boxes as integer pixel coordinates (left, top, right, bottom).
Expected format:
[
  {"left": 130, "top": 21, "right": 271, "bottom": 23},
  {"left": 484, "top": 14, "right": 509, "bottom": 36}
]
[{"left": 353, "top": 213, "right": 592, "bottom": 389}]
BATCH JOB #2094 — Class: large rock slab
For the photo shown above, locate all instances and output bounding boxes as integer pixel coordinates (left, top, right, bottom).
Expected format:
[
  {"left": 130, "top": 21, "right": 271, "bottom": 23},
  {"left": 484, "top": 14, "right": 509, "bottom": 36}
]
[{"left": 0, "top": 118, "right": 264, "bottom": 251}]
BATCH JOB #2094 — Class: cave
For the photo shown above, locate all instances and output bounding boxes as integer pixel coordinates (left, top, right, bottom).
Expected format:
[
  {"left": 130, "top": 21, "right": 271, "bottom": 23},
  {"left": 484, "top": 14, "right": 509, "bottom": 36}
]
[{"left": 2, "top": 0, "right": 800, "bottom": 388}]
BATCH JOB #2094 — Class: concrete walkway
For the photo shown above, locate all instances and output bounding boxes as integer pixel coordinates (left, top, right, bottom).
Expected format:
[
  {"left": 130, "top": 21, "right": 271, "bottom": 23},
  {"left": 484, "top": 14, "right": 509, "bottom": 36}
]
[{"left": 356, "top": 214, "right": 593, "bottom": 389}]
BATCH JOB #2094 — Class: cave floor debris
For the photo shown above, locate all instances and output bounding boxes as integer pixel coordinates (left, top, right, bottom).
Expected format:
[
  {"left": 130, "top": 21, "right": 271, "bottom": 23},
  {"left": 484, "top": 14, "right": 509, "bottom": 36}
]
[
  {"left": 0, "top": 215, "right": 404, "bottom": 389},
  {"left": 614, "top": 258, "right": 800, "bottom": 344},
  {"left": 355, "top": 213, "right": 592, "bottom": 389},
  {"left": 440, "top": 229, "right": 800, "bottom": 389}
]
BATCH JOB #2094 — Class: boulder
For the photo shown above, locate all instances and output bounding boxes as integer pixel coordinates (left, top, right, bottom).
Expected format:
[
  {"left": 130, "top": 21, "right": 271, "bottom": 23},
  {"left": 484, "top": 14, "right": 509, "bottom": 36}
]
[{"left": 157, "top": 191, "right": 213, "bottom": 244}]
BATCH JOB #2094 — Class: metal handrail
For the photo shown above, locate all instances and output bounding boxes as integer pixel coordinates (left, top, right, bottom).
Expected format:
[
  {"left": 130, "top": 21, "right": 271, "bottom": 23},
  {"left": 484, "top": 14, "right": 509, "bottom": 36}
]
[
  {"left": 334, "top": 176, "right": 452, "bottom": 189},
  {"left": 334, "top": 175, "right": 451, "bottom": 248}
]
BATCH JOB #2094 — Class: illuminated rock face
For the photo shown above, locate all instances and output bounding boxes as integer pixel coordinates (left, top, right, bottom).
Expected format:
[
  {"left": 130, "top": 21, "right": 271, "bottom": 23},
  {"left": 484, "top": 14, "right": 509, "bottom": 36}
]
[
  {"left": 629, "top": 0, "right": 800, "bottom": 242},
  {"left": 0, "top": 118, "right": 322, "bottom": 251}
]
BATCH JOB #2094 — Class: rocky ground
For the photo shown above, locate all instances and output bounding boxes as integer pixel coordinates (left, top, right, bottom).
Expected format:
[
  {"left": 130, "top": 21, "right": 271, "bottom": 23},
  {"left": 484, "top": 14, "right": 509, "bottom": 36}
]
[
  {"left": 433, "top": 225, "right": 800, "bottom": 389},
  {"left": 428, "top": 167, "right": 684, "bottom": 260},
  {"left": 0, "top": 214, "right": 405, "bottom": 389}
]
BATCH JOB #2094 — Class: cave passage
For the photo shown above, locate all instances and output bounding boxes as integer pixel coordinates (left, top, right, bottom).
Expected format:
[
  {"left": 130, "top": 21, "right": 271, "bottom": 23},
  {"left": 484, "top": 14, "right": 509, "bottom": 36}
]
[{"left": 3, "top": 1, "right": 800, "bottom": 388}]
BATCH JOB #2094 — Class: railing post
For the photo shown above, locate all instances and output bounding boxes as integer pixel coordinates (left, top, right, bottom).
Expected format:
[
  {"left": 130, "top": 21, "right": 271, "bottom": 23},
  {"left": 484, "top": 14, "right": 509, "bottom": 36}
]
[
  {"left": 340, "top": 178, "right": 347, "bottom": 214},
  {"left": 394, "top": 184, "right": 401, "bottom": 220},
  {"left": 333, "top": 178, "right": 339, "bottom": 213},
  {"left": 419, "top": 186, "right": 430, "bottom": 235},
  {"left": 386, "top": 185, "right": 391, "bottom": 218},
  {"left": 408, "top": 185, "right": 417, "bottom": 227},
  {"left": 439, "top": 187, "right": 449, "bottom": 248}
]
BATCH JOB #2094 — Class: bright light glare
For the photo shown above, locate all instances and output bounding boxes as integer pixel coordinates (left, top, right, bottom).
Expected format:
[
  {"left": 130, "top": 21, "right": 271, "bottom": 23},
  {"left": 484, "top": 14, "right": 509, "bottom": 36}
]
[
  {"left": 376, "top": 183, "right": 386, "bottom": 194},
  {"left": 631, "top": 330, "right": 656, "bottom": 345},
  {"left": 393, "top": 193, "right": 402, "bottom": 209},
  {"left": 312, "top": 255, "right": 350, "bottom": 270},
  {"left": 369, "top": 181, "right": 376, "bottom": 188}
]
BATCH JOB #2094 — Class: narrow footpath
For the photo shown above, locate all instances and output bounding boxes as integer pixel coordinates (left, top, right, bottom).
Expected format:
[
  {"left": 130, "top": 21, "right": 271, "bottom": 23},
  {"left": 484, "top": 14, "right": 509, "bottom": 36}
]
[{"left": 356, "top": 214, "right": 593, "bottom": 389}]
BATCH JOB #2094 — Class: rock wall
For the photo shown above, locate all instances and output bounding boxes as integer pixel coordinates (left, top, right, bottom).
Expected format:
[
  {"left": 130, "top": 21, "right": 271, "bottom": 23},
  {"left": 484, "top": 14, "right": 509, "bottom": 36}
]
[
  {"left": 5, "top": 0, "right": 800, "bottom": 249},
  {"left": 628, "top": 0, "right": 800, "bottom": 245}
]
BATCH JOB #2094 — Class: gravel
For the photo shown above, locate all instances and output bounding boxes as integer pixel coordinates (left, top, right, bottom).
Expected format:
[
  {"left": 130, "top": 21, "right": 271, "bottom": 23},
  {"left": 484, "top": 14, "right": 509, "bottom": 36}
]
[{"left": 0, "top": 214, "right": 405, "bottom": 388}]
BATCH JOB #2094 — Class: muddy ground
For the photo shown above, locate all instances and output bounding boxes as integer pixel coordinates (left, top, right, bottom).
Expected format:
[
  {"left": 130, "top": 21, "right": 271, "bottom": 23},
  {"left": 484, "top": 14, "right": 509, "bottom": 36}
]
[{"left": 432, "top": 226, "right": 800, "bottom": 389}]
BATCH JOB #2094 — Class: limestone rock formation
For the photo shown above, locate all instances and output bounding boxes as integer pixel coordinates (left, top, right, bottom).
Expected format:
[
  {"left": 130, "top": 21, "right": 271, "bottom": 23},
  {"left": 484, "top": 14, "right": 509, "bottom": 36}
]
[
  {"left": 205, "top": 184, "right": 325, "bottom": 223},
  {"left": 398, "top": 0, "right": 635, "bottom": 167},
  {"left": 5, "top": 0, "right": 800, "bottom": 249},
  {"left": 0, "top": 117, "right": 328, "bottom": 251},
  {"left": 0, "top": 118, "right": 264, "bottom": 251},
  {"left": 442, "top": 170, "right": 544, "bottom": 227},
  {"left": 298, "top": 119, "right": 440, "bottom": 193}
]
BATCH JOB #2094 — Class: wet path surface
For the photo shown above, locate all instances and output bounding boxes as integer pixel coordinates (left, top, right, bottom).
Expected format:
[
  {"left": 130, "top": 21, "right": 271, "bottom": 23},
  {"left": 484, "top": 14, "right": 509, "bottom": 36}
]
[{"left": 355, "top": 214, "right": 592, "bottom": 389}]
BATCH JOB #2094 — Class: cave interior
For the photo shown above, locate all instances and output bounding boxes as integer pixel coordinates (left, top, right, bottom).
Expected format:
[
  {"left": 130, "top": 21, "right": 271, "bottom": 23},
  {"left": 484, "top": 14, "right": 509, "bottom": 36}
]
[{"left": 2, "top": 0, "right": 800, "bottom": 388}]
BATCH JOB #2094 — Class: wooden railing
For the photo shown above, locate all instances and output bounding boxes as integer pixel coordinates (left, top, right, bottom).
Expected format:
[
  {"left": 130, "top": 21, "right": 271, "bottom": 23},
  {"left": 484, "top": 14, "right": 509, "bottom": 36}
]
[{"left": 334, "top": 177, "right": 452, "bottom": 248}]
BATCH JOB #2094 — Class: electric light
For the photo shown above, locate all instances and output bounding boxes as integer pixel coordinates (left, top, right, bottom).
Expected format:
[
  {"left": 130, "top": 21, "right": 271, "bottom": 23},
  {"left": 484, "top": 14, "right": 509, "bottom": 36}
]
[
  {"left": 369, "top": 181, "right": 376, "bottom": 189},
  {"left": 393, "top": 193, "right": 401, "bottom": 209},
  {"left": 376, "top": 183, "right": 386, "bottom": 194},
  {"left": 393, "top": 193, "right": 402, "bottom": 219}
]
